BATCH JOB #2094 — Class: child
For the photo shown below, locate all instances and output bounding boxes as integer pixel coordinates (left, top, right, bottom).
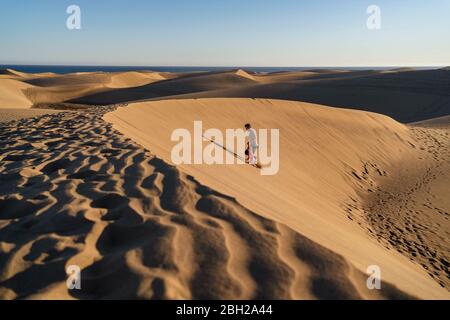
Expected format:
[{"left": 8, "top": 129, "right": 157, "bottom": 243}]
[{"left": 245, "top": 123, "right": 258, "bottom": 165}]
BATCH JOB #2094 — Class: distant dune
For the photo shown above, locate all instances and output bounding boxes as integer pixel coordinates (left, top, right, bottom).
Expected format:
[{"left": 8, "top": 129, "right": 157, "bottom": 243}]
[
  {"left": 0, "top": 70, "right": 168, "bottom": 106},
  {"left": 410, "top": 115, "right": 450, "bottom": 128},
  {"left": 71, "top": 69, "right": 257, "bottom": 105},
  {"left": 25, "top": 71, "right": 164, "bottom": 88},
  {"left": 0, "top": 79, "right": 35, "bottom": 108},
  {"left": 0, "top": 68, "right": 56, "bottom": 79},
  {"left": 2, "top": 68, "right": 450, "bottom": 123},
  {"left": 108, "top": 71, "right": 166, "bottom": 88},
  {"left": 166, "top": 69, "right": 450, "bottom": 123},
  {"left": 67, "top": 68, "right": 450, "bottom": 122}
]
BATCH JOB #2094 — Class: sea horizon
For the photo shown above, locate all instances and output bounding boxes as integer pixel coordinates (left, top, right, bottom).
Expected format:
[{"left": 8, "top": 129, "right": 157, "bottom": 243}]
[{"left": 0, "top": 64, "right": 444, "bottom": 74}]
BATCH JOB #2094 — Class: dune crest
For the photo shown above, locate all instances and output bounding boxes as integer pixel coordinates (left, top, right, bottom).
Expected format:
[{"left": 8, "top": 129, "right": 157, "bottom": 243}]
[
  {"left": 234, "top": 69, "right": 256, "bottom": 81},
  {"left": 108, "top": 71, "right": 165, "bottom": 88}
]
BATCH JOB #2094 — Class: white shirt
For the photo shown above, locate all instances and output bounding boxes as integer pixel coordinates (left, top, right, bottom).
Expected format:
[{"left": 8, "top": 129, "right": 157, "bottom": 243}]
[{"left": 246, "top": 128, "right": 258, "bottom": 146}]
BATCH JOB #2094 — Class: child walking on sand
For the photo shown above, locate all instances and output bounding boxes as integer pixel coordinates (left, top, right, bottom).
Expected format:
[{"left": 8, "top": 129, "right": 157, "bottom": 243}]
[{"left": 245, "top": 123, "right": 258, "bottom": 165}]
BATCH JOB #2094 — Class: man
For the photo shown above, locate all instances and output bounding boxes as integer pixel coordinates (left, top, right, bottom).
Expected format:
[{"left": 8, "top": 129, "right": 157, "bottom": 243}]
[{"left": 245, "top": 123, "right": 258, "bottom": 165}]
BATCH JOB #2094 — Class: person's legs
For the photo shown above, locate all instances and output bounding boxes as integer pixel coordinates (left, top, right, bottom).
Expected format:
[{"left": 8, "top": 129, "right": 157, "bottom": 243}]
[
  {"left": 248, "top": 144, "right": 254, "bottom": 164},
  {"left": 249, "top": 144, "right": 258, "bottom": 164}
]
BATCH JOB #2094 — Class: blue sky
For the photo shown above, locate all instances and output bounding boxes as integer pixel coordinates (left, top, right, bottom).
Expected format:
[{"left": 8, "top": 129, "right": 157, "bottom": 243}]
[{"left": 0, "top": 0, "right": 449, "bottom": 66}]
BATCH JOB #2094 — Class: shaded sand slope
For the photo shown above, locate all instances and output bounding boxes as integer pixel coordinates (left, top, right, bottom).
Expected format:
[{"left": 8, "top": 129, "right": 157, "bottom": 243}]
[
  {"left": 70, "top": 70, "right": 258, "bottom": 105},
  {"left": 253, "top": 70, "right": 379, "bottom": 83},
  {"left": 105, "top": 98, "right": 450, "bottom": 299},
  {"left": 24, "top": 84, "right": 109, "bottom": 105},
  {"left": 0, "top": 108, "right": 414, "bottom": 299}
]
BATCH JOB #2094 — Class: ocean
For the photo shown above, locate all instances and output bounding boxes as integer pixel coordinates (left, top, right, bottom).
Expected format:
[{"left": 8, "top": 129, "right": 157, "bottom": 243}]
[{"left": 0, "top": 65, "right": 441, "bottom": 74}]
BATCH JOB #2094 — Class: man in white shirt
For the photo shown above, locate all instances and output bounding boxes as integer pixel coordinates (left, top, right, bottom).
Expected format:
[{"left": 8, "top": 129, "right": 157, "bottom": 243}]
[{"left": 245, "top": 123, "right": 258, "bottom": 165}]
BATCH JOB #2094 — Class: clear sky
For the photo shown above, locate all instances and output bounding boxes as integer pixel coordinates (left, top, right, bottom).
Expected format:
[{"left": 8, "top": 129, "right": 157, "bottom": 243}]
[{"left": 0, "top": 0, "right": 449, "bottom": 66}]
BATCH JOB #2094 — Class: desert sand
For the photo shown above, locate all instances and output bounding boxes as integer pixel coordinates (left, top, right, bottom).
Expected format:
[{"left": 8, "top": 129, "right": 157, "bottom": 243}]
[{"left": 0, "top": 68, "right": 449, "bottom": 299}]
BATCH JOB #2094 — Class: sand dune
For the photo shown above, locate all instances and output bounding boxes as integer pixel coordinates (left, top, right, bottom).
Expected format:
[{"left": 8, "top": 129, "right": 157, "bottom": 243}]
[
  {"left": 161, "top": 69, "right": 450, "bottom": 123},
  {"left": 24, "top": 83, "right": 110, "bottom": 105},
  {"left": 24, "top": 72, "right": 113, "bottom": 87},
  {"left": 0, "top": 68, "right": 56, "bottom": 79},
  {"left": 104, "top": 98, "right": 450, "bottom": 299},
  {"left": 0, "top": 71, "right": 110, "bottom": 107},
  {"left": 0, "top": 69, "right": 22, "bottom": 80},
  {"left": 0, "top": 68, "right": 34, "bottom": 78},
  {"left": 70, "top": 70, "right": 258, "bottom": 105},
  {"left": 62, "top": 68, "right": 450, "bottom": 123},
  {"left": 250, "top": 71, "right": 321, "bottom": 84},
  {"left": 0, "top": 106, "right": 418, "bottom": 299},
  {"left": 0, "top": 70, "right": 167, "bottom": 106},
  {"left": 71, "top": 69, "right": 362, "bottom": 104},
  {"left": 0, "top": 79, "right": 35, "bottom": 109},
  {"left": 108, "top": 71, "right": 166, "bottom": 88},
  {"left": 25, "top": 71, "right": 164, "bottom": 89},
  {"left": 411, "top": 115, "right": 450, "bottom": 128},
  {"left": 252, "top": 70, "right": 378, "bottom": 83}
]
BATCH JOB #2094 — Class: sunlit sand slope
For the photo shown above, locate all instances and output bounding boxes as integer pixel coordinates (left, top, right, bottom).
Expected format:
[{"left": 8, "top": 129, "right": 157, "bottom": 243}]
[{"left": 105, "top": 98, "right": 450, "bottom": 299}]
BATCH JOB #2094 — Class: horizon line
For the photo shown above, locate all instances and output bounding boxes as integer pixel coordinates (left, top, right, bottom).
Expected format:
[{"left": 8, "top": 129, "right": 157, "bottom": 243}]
[{"left": 1, "top": 63, "right": 446, "bottom": 68}]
